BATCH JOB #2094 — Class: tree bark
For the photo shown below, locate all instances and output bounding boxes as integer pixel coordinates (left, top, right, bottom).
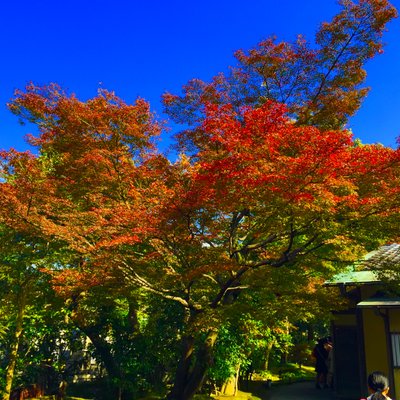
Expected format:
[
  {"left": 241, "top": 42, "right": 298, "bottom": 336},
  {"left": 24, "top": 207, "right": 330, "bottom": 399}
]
[
  {"left": 2, "top": 288, "right": 27, "bottom": 400},
  {"left": 263, "top": 341, "right": 274, "bottom": 371},
  {"left": 168, "top": 330, "right": 218, "bottom": 400},
  {"left": 167, "top": 335, "right": 195, "bottom": 400},
  {"left": 220, "top": 365, "right": 240, "bottom": 396},
  {"left": 78, "top": 326, "right": 122, "bottom": 381}
]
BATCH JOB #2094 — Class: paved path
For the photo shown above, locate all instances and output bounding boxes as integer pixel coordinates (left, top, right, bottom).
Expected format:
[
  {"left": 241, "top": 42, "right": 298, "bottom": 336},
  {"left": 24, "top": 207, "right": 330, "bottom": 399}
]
[
  {"left": 266, "top": 381, "right": 337, "bottom": 400},
  {"left": 246, "top": 380, "right": 337, "bottom": 400}
]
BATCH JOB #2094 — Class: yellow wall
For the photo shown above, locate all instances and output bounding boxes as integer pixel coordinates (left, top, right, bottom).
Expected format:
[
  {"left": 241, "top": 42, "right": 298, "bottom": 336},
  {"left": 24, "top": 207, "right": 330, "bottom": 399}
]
[
  {"left": 362, "top": 308, "right": 400, "bottom": 400},
  {"left": 389, "top": 309, "right": 400, "bottom": 399},
  {"left": 389, "top": 309, "right": 400, "bottom": 331},
  {"left": 392, "top": 369, "right": 400, "bottom": 400},
  {"left": 331, "top": 285, "right": 400, "bottom": 399},
  {"left": 363, "top": 309, "right": 388, "bottom": 374}
]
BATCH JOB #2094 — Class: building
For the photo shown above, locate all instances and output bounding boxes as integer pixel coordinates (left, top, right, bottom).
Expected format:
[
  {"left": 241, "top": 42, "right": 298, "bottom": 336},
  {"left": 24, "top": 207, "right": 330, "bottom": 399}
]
[{"left": 325, "top": 244, "right": 400, "bottom": 399}]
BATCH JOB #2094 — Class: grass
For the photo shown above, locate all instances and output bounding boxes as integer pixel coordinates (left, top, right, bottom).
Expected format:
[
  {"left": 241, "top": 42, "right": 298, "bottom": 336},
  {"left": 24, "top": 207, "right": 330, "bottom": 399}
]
[
  {"left": 28, "top": 398, "right": 91, "bottom": 400},
  {"left": 211, "top": 391, "right": 262, "bottom": 400},
  {"left": 208, "top": 363, "right": 316, "bottom": 400}
]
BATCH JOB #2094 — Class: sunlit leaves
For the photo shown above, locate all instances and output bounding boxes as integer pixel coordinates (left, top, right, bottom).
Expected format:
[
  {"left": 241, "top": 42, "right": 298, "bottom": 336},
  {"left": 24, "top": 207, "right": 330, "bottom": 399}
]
[{"left": 164, "top": 0, "right": 398, "bottom": 152}]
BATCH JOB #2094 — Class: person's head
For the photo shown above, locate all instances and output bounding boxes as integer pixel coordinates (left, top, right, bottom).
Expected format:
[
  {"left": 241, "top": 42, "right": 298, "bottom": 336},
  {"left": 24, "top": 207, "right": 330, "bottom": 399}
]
[
  {"left": 318, "top": 337, "right": 327, "bottom": 346},
  {"left": 367, "top": 371, "right": 390, "bottom": 399}
]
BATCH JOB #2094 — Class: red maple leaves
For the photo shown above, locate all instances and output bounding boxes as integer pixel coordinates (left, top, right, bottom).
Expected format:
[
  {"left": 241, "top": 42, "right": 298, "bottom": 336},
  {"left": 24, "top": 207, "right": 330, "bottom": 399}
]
[{"left": 0, "top": 0, "right": 399, "bottom": 303}]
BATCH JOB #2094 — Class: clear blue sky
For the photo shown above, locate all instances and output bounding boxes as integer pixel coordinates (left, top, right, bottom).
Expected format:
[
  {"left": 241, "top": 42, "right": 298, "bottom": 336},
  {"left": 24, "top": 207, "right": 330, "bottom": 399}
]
[{"left": 1, "top": 0, "right": 399, "bottom": 154}]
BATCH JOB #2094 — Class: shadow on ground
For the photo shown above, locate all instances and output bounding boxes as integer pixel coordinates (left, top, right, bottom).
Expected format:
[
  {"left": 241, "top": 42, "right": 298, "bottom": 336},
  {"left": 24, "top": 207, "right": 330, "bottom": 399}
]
[{"left": 213, "top": 380, "right": 337, "bottom": 400}]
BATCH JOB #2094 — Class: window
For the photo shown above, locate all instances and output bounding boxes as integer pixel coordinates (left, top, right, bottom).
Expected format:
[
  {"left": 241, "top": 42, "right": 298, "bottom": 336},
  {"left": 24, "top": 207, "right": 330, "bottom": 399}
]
[{"left": 391, "top": 333, "right": 400, "bottom": 367}]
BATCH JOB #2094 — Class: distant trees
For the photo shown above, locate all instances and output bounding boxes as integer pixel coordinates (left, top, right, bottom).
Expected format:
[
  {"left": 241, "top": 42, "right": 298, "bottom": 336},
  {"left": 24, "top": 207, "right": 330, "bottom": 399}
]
[{"left": 0, "top": 227, "right": 71, "bottom": 400}]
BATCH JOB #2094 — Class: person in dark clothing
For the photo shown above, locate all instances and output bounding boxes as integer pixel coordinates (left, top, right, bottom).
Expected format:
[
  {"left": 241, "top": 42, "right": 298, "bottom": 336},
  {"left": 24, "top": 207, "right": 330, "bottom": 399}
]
[{"left": 312, "top": 338, "right": 329, "bottom": 389}]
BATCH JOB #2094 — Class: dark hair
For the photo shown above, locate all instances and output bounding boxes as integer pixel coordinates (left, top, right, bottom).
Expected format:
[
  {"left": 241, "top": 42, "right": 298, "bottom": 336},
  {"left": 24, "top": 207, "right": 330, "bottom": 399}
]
[{"left": 367, "top": 371, "right": 389, "bottom": 400}]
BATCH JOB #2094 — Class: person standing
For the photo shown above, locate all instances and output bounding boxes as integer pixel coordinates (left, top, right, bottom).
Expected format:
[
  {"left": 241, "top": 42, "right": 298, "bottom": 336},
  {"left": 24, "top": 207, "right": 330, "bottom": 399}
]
[
  {"left": 312, "top": 338, "right": 329, "bottom": 389},
  {"left": 325, "top": 339, "right": 334, "bottom": 389}
]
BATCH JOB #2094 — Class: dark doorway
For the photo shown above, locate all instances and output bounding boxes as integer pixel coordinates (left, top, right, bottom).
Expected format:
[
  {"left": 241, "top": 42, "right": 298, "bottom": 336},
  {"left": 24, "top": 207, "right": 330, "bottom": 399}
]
[{"left": 333, "top": 325, "right": 361, "bottom": 399}]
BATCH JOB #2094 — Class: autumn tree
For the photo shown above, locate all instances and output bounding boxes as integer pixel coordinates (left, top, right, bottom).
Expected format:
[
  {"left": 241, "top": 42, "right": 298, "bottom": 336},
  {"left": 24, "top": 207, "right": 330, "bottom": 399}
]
[
  {"left": 157, "top": 3, "right": 399, "bottom": 394},
  {"left": 2, "top": 78, "right": 400, "bottom": 400},
  {"left": 3, "top": 3, "right": 400, "bottom": 390},
  {"left": 0, "top": 83, "right": 165, "bottom": 398},
  {"left": 144, "top": 101, "right": 400, "bottom": 399},
  {"left": 163, "top": 0, "right": 397, "bottom": 148}
]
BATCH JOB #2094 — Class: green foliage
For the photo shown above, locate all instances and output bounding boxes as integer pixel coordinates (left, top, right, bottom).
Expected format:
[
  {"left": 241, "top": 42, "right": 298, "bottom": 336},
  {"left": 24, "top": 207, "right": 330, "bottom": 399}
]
[
  {"left": 208, "top": 313, "right": 296, "bottom": 387},
  {"left": 71, "top": 291, "right": 185, "bottom": 397},
  {"left": 289, "top": 343, "right": 313, "bottom": 367},
  {"left": 115, "top": 297, "right": 184, "bottom": 394},
  {"left": 272, "top": 363, "right": 315, "bottom": 383},
  {"left": 208, "top": 323, "right": 247, "bottom": 384}
]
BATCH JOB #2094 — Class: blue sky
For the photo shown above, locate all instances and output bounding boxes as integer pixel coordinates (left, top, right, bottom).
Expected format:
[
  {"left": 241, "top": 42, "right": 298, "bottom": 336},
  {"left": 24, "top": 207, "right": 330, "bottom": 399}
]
[{"left": 1, "top": 0, "right": 399, "bottom": 154}]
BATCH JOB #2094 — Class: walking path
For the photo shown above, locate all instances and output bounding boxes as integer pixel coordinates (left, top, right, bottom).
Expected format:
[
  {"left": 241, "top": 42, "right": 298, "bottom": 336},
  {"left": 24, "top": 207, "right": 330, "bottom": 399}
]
[
  {"left": 265, "top": 381, "right": 337, "bottom": 400},
  {"left": 244, "top": 380, "right": 337, "bottom": 400}
]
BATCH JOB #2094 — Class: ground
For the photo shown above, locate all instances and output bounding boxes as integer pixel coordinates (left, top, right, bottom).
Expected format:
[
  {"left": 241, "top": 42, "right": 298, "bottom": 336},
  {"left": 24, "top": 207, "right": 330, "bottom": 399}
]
[
  {"left": 26, "top": 381, "right": 337, "bottom": 400},
  {"left": 211, "top": 381, "right": 337, "bottom": 400}
]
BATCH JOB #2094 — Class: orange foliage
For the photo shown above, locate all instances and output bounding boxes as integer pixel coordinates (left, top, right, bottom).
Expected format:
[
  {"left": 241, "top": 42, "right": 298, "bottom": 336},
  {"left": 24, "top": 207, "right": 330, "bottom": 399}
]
[{"left": 164, "top": 0, "right": 397, "bottom": 143}]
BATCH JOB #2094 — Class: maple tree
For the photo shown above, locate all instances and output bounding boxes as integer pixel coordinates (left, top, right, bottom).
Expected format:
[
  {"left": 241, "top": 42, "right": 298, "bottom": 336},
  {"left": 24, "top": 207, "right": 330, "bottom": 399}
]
[
  {"left": 163, "top": 0, "right": 397, "bottom": 150},
  {"left": 2, "top": 82, "right": 162, "bottom": 269},
  {"left": 146, "top": 102, "right": 400, "bottom": 399},
  {"left": 0, "top": 83, "right": 166, "bottom": 397},
  {"left": 157, "top": 4, "right": 400, "bottom": 392},
  {"left": 0, "top": 2, "right": 399, "bottom": 396},
  {"left": 1, "top": 81, "right": 400, "bottom": 400}
]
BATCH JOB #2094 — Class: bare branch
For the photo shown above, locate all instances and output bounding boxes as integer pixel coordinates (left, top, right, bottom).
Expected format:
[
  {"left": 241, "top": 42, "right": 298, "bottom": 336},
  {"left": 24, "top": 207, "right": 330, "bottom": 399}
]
[{"left": 117, "top": 261, "right": 197, "bottom": 310}]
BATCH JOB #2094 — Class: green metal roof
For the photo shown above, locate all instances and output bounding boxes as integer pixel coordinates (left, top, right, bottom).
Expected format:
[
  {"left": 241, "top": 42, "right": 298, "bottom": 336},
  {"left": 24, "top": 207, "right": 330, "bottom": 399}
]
[{"left": 325, "top": 268, "right": 380, "bottom": 286}]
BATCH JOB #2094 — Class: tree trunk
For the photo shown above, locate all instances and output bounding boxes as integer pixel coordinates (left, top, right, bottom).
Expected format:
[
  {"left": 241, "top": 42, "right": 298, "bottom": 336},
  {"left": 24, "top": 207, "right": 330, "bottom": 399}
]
[
  {"left": 78, "top": 326, "right": 122, "bottom": 380},
  {"left": 167, "top": 335, "right": 195, "bottom": 400},
  {"left": 263, "top": 341, "right": 274, "bottom": 371},
  {"left": 69, "top": 295, "right": 132, "bottom": 398},
  {"left": 168, "top": 330, "right": 218, "bottom": 400},
  {"left": 2, "top": 288, "right": 27, "bottom": 400},
  {"left": 220, "top": 365, "right": 240, "bottom": 396}
]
